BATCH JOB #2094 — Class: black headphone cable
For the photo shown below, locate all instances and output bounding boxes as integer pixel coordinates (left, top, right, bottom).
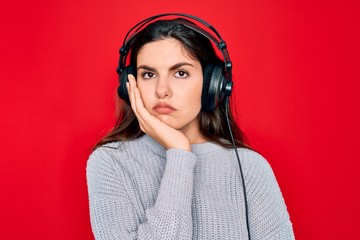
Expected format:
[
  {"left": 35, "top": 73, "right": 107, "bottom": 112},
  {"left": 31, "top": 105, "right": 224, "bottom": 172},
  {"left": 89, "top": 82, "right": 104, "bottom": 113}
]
[{"left": 225, "top": 97, "right": 251, "bottom": 240}]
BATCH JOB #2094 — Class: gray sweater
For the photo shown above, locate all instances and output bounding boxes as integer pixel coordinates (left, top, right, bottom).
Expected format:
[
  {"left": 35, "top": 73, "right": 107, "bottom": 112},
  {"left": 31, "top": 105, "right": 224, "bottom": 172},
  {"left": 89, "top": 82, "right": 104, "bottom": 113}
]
[{"left": 87, "top": 134, "right": 294, "bottom": 239}]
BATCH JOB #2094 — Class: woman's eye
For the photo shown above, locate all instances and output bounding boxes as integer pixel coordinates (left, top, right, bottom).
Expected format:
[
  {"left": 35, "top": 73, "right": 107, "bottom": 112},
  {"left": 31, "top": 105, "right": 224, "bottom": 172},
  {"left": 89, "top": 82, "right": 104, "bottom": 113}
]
[
  {"left": 142, "top": 72, "right": 156, "bottom": 79},
  {"left": 174, "top": 70, "right": 189, "bottom": 78}
]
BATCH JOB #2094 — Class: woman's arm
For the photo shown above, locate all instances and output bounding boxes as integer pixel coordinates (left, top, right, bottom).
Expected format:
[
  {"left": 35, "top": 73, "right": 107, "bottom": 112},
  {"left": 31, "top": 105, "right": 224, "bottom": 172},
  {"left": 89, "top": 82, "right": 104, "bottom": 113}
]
[
  {"left": 243, "top": 150, "right": 295, "bottom": 239},
  {"left": 87, "top": 146, "right": 196, "bottom": 239},
  {"left": 87, "top": 75, "right": 197, "bottom": 239}
]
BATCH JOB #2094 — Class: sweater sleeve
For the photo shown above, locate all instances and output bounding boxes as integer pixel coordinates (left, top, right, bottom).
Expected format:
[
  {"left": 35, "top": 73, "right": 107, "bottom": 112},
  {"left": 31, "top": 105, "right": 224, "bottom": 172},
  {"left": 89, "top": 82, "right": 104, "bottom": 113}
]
[
  {"left": 86, "top": 147, "right": 196, "bottom": 240},
  {"left": 244, "top": 151, "right": 295, "bottom": 240}
]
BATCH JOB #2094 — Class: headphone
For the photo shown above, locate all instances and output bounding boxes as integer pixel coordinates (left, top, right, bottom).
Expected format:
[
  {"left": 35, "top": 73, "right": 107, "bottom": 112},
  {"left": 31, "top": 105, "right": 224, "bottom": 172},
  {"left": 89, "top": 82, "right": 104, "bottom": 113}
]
[{"left": 116, "top": 13, "right": 233, "bottom": 112}]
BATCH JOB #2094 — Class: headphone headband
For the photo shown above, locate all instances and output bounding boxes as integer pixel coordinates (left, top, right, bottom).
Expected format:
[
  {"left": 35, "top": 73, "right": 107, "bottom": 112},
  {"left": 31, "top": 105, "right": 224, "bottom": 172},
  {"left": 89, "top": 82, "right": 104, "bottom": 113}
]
[{"left": 118, "top": 13, "right": 232, "bottom": 75}]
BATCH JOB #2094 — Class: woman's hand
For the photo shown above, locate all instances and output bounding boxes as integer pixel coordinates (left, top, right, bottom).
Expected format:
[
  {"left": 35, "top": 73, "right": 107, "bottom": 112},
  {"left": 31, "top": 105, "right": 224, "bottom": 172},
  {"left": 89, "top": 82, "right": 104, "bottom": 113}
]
[{"left": 127, "top": 74, "right": 191, "bottom": 152}]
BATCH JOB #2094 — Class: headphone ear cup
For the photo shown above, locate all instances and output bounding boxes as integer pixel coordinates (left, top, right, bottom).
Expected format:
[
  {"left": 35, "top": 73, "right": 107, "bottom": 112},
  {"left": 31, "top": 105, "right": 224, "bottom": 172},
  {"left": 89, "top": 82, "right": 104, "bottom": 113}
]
[
  {"left": 117, "top": 65, "right": 136, "bottom": 104},
  {"left": 202, "top": 64, "right": 225, "bottom": 111},
  {"left": 202, "top": 64, "right": 215, "bottom": 111}
]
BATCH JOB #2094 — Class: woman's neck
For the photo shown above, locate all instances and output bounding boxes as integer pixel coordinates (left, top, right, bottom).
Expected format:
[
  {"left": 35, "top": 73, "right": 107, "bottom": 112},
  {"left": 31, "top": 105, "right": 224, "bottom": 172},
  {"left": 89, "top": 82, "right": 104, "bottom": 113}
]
[{"left": 179, "top": 122, "right": 207, "bottom": 145}]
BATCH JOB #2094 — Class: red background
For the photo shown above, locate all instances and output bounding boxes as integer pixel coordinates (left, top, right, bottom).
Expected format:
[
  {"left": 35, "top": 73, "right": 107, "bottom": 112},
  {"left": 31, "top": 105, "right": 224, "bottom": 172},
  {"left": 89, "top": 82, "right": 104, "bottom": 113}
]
[{"left": 1, "top": 0, "right": 359, "bottom": 239}]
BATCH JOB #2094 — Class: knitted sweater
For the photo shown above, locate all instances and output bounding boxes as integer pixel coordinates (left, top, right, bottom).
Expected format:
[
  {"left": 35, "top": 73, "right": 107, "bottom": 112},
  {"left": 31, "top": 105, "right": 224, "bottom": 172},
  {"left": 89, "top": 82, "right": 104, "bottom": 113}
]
[{"left": 86, "top": 134, "right": 294, "bottom": 239}]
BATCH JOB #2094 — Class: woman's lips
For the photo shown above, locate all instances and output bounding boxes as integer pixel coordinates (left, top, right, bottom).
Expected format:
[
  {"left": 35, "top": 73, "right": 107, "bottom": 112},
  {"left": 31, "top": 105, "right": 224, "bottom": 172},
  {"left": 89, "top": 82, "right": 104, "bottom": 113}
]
[{"left": 153, "top": 103, "right": 176, "bottom": 114}]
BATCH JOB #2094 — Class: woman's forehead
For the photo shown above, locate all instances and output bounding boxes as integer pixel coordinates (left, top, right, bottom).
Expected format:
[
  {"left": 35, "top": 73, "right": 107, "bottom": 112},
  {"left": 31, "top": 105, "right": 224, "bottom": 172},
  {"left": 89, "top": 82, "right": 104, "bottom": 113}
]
[{"left": 136, "top": 38, "right": 198, "bottom": 66}]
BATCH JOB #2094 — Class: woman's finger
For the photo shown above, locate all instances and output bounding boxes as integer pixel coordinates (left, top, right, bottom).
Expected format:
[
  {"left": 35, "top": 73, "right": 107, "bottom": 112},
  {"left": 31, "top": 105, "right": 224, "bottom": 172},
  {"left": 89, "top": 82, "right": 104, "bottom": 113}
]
[
  {"left": 127, "top": 74, "right": 148, "bottom": 130},
  {"left": 128, "top": 75, "right": 141, "bottom": 118},
  {"left": 127, "top": 75, "right": 136, "bottom": 113}
]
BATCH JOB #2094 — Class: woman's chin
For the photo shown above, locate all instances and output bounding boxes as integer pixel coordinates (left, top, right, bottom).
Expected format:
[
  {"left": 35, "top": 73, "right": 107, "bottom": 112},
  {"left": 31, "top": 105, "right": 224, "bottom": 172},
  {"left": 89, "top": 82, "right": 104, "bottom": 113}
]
[{"left": 155, "top": 115, "right": 177, "bottom": 127}]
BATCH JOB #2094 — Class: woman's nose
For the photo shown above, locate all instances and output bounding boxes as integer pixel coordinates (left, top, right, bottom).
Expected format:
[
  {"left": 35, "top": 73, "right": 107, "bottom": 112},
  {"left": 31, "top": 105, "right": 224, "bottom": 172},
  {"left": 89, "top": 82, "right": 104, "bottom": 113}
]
[{"left": 155, "top": 77, "right": 172, "bottom": 99}]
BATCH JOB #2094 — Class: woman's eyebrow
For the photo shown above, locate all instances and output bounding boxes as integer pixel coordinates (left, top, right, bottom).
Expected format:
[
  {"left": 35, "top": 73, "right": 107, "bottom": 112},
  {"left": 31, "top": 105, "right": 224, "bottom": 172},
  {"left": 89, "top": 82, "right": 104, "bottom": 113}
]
[
  {"left": 137, "top": 62, "right": 194, "bottom": 72},
  {"left": 169, "top": 62, "right": 194, "bottom": 71},
  {"left": 137, "top": 65, "right": 156, "bottom": 72}
]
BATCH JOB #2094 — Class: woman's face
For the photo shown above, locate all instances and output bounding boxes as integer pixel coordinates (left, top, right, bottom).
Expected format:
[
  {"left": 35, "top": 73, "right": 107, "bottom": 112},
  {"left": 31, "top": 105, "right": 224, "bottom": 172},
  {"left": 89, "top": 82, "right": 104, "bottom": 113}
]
[{"left": 136, "top": 38, "right": 204, "bottom": 141}]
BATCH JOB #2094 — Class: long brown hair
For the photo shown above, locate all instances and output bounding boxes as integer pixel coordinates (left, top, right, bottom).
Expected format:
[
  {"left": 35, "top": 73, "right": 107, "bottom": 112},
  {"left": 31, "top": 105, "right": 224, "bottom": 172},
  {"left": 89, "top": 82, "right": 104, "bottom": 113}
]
[{"left": 95, "top": 18, "right": 249, "bottom": 149}]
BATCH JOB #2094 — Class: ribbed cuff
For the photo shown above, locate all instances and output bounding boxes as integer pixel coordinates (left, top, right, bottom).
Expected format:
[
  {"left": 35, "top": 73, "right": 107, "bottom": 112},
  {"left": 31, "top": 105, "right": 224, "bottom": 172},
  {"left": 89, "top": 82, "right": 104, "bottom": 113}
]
[{"left": 155, "top": 148, "right": 197, "bottom": 215}]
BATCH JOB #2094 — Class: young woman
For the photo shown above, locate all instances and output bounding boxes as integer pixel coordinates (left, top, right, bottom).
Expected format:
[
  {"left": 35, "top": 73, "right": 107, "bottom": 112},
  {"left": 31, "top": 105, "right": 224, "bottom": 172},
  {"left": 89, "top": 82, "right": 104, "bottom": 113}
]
[{"left": 86, "top": 14, "right": 294, "bottom": 240}]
